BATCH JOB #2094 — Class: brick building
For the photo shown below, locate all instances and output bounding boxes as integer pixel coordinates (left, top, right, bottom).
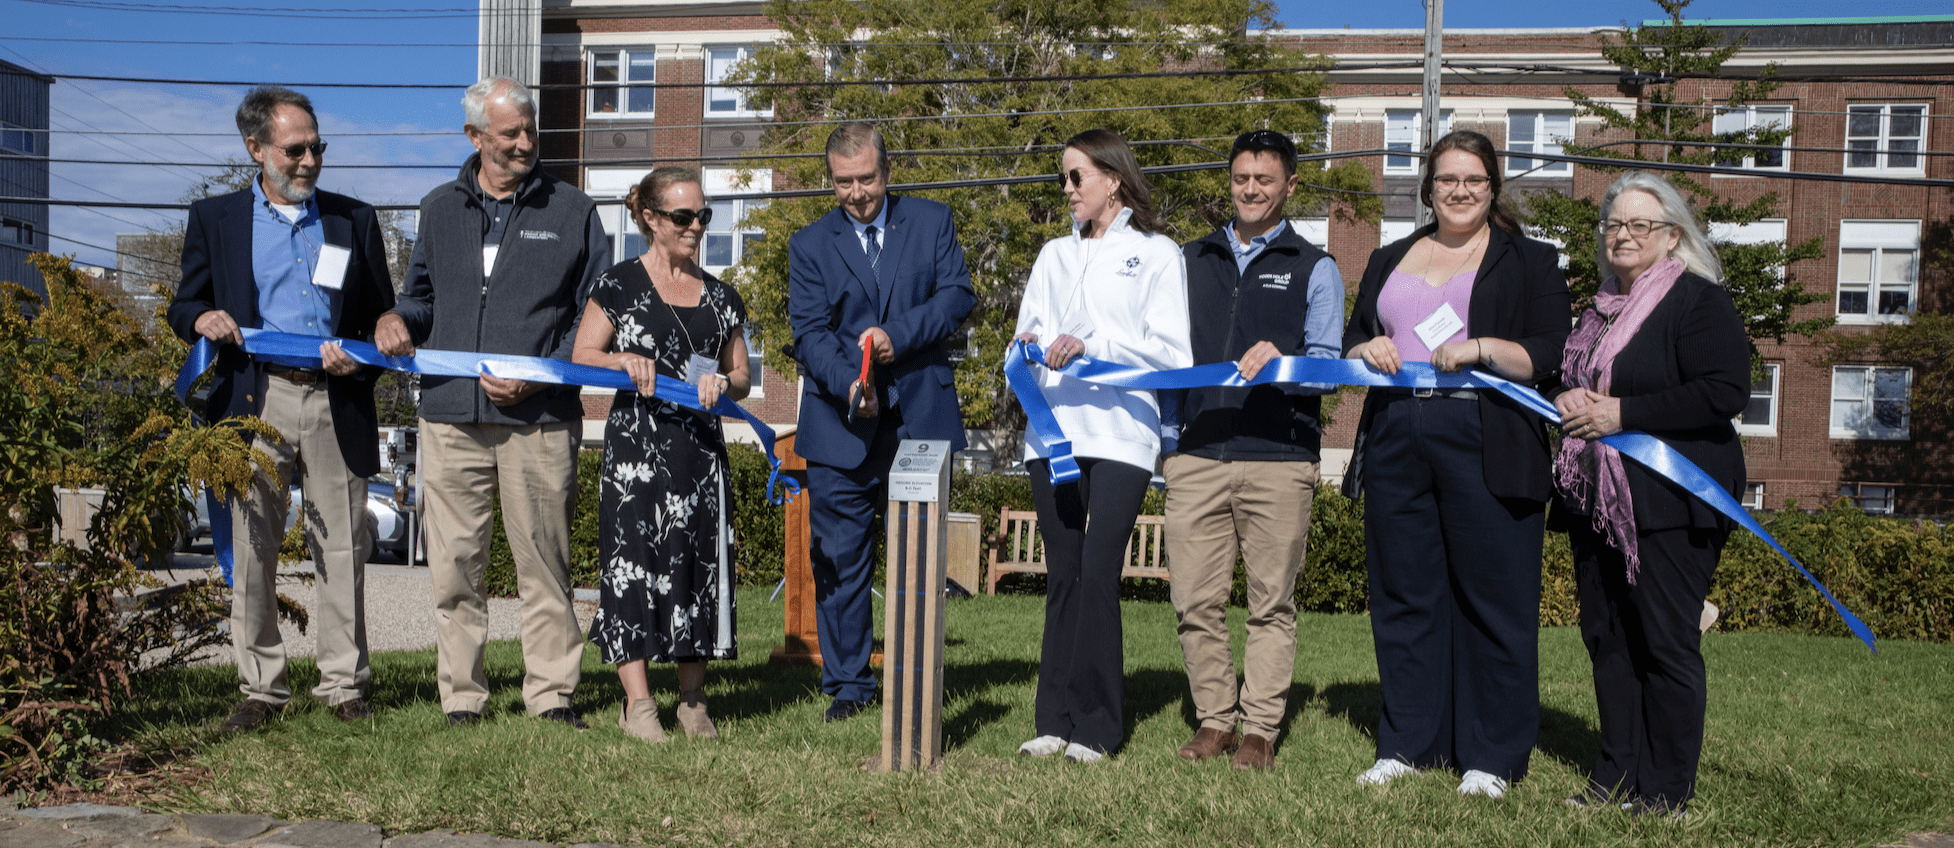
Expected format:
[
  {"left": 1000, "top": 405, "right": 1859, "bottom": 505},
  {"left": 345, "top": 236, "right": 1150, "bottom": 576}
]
[{"left": 522, "top": 4, "right": 1953, "bottom": 513}]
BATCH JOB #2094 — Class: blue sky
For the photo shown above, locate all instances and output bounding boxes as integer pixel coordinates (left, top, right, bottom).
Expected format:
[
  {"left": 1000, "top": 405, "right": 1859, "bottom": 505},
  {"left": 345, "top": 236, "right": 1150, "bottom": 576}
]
[{"left": 3, "top": 0, "right": 1947, "bottom": 270}]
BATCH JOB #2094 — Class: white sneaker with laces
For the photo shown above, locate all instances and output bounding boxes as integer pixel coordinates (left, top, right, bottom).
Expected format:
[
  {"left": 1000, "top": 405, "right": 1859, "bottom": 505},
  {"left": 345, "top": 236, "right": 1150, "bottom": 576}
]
[
  {"left": 1357, "top": 758, "right": 1416, "bottom": 786},
  {"left": 1018, "top": 735, "right": 1067, "bottom": 757},
  {"left": 1062, "top": 742, "right": 1104, "bottom": 763},
  {"left": 1458, "top": 769, "right": 1509, "bottom": 798}
]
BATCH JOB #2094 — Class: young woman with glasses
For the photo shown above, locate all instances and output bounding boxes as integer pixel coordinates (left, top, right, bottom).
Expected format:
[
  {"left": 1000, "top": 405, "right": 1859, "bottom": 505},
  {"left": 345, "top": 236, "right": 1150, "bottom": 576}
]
[
  {"left": 1341, "top": 130, "right": 1572, "bottom": 798},
  {"left": 572, "top": 166, "right": 751, "bottom": 743}
]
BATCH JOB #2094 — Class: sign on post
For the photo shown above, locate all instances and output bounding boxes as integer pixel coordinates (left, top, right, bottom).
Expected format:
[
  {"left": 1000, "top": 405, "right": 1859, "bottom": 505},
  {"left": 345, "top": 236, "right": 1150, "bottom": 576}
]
[{"left": 879, "top": 439, "right": 952, "bottom": 772}]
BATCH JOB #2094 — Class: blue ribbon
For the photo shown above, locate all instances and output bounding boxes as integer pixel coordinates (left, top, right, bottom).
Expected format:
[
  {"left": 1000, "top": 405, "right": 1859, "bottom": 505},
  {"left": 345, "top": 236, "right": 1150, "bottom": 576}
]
[
  {"left": 177, "top": 330, "right": 802, "bottom": 584},
  {"left": 1006, "top": 343, "right": 1877, "bottom": 653}
]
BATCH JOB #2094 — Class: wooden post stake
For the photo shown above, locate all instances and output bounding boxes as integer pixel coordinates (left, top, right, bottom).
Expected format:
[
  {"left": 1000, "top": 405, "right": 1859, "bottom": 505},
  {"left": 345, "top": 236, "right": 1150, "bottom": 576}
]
[{"left": 878, "top": 439, "right": 951, "bottom": 772}]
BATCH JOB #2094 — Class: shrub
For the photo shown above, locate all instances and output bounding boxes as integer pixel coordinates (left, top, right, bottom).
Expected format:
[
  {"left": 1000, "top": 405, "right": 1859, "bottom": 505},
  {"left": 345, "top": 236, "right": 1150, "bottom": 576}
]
[{"left": 484, "top": 448, "right": 604, "bottom": 598}]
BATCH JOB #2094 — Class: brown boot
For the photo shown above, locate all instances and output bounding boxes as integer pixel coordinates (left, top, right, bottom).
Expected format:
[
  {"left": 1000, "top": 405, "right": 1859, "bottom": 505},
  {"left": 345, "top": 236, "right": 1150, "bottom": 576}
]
[
  {"left": 676, "top": 689, "right": 718, "bottom": 739},
  {"left": 618, "top": 698, "right": 667, "bottom": 743},
  {"left": 1231, "top": 734, "right": 1275, "bottom": 771},
  {"left": 1176, "top": 726, "right": 1240, "bottom": 761}
]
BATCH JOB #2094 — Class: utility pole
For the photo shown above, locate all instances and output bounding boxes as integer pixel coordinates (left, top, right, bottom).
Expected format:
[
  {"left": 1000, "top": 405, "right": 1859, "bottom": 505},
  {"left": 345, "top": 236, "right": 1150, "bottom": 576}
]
[{"left": 1417, "top": 0, "right": 1444, "bottom": 228}]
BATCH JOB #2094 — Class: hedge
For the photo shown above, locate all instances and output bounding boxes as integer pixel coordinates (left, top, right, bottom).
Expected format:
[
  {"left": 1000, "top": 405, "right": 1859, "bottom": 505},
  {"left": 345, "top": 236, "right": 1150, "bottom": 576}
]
[{"left": 484, "top": 447, "right": 1952, "bottom": 643}]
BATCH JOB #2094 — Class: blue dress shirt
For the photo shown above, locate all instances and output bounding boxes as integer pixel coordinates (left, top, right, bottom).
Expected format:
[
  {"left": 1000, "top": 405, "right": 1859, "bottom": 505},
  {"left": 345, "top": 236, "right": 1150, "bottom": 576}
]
[{"left": 251, "top": 178, "right": 335, "bottom": 337}]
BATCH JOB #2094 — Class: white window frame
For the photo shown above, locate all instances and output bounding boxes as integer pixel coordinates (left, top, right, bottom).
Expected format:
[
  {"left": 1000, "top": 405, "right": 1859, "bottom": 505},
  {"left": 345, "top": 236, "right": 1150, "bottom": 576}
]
[
  {"left": 1736, "top": 363, "right": 1779, "bottom": 437},
  {"left": 0, "top": 121, "right": 35, "bottom": 156},
  {"left": 1844, "top": 104, "right": 1927, "bottom": 174},
  {"left": 1506, "top": 110, "right": 1571, "bottom": 175},
  {"left": 587, "top": 48, "right": 657, "bottom": 118},
  {"left": 1379, "top": 218, "right": 1416, "bottom": 247},
  {"left": 706, "top": 45, "right": 772, "bottom": 118},
  {"left": 1835, "top": 220, "right": 1920, "bottom": 324},
  {"left": 1742, "top": 482, "right": 1766, "bottom": 510},
  {"left": 700, "top": 167, "right": 770, "bottom": 274},
  {"left": 1384, "top": 109, "right": 1453, "bottom": 174},
  {"left": 1830, "top": 365, "right": 1911, "bottom": 440},
  {"left": 1292, "top": 217, "right": 1330, "bottom": 249},
  {"left": 1839, "top": 483, "right": 1897, "bottom": 515},
  {"left": 1711, "top": 104, "right": 1790, "bottom": 172},
  {"left": 741, "top": 323, "right": 765, "bottom": 399}
]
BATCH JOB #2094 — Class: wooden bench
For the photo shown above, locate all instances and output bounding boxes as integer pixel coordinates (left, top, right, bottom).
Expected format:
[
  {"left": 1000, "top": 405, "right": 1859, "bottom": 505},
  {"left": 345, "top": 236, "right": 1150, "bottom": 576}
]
[{"left": 983, "top": 508, "right": 1169, "bottom": 594}]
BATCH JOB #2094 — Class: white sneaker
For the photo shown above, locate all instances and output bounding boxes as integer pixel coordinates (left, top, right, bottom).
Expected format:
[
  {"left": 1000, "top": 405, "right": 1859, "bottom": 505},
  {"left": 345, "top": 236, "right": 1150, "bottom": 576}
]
[
  {"left": 1018, "top": 735, "right": 1067, "bottom": 757},
  {"left": 1357, "top": 758, "right": 1416, "bottom": 786},
  {"left": 1062, "top": 742, "right": 1104, "bottom": 763},
  {"left": 1458, "top": 769, "right": 1509, "bottom": 799}
]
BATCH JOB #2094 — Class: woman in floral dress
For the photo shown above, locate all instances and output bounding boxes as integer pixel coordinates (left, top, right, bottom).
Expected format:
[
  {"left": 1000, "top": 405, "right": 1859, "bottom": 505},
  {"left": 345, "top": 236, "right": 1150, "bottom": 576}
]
[{"left": 571, "top": 166, "right": 750, "bottom": 742}]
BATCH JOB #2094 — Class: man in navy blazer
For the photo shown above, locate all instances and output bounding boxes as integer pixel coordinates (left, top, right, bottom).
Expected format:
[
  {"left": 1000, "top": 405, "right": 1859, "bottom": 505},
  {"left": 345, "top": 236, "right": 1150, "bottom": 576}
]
[
  {"left": 788, "top": 122, "right": 974, "bottom": 721},
  {"left": 167, "top": 86, "right": 395, "bottom": 732}
]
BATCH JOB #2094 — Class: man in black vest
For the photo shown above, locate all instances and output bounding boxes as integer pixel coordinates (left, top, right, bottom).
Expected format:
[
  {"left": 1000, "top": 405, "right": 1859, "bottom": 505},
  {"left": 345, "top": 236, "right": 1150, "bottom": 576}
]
[
  {"left": 1167, "top": 130, "right": 1345, "bottom": 770},
  {"left": 375, "top": 77, "right": 610, "bottom": 730}
]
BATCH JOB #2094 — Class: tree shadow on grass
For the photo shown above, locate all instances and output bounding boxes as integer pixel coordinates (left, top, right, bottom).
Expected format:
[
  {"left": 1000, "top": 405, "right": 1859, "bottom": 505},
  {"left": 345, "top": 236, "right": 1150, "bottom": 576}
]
[{"left": 1320, "top": 679, "right": 1602, "bottom": 771}]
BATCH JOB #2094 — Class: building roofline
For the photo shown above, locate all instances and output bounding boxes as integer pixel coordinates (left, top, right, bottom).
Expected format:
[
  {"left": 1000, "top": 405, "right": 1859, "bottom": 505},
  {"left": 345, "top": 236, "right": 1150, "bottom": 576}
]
[
  {"left": 1261, "top": 28, "right": 1609, "bottom": 36},
  {"left": 1640, "top": 14, "right": 1954, "bottom": 26}
]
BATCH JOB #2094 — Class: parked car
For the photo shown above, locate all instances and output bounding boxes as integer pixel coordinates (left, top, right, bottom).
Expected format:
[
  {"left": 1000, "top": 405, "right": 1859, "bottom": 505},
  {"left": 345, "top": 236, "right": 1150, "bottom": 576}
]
[{"left": 182, "top": 481, "right": 418, "bottom": 563}]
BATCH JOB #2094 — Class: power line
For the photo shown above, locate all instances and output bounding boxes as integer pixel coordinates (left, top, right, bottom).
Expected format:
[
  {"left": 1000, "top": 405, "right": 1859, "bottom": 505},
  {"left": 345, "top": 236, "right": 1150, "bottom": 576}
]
[{"left": 10, "top": 0, "right": 486, "bottom": 19}]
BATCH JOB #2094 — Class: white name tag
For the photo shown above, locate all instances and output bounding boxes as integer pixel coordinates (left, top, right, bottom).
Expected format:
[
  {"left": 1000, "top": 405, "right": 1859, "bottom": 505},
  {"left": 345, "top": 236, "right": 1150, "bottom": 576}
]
[
  {"left": 482, "top": 245, "right": 500, "bottom": 277},
  {"left": 685, "top": 353, "right": 719, "bottom": 386},
  {"left": 312, "top": 244, "right": 350, "bottom": 291},
  {"left": 1414, "top": 302, "right": 1466, "bottom": 352}
]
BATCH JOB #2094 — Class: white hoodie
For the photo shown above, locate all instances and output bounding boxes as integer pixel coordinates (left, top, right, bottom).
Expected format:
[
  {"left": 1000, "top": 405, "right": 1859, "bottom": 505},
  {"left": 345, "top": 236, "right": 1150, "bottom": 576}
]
[{"left": 1016, "top": 207, "right": 1192, "bottom": 471}]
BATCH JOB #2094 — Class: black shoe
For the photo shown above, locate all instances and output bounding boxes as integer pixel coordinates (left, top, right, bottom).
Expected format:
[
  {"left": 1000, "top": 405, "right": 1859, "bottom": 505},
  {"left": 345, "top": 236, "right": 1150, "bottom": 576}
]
[
  {"left": 537, "top": 707, "right": 588, "bottom": 730},
  {"left": 446, "top": 710, "right": 482, "bottom": 728},
  {"left": 333, "top": 698, "right": 373, "bottom": 722},
  {"left": 221, "top": 698, "right": 280, "bottom": 733},
  {"left": 824, "top": 697, "right": 873, "bottom": 723},
  {"left": 1565, "top": 785, "right": 1631, "bottom": 811},
  {"left": 1630, "top": 799, "right": 1688, "bottom": 820}
]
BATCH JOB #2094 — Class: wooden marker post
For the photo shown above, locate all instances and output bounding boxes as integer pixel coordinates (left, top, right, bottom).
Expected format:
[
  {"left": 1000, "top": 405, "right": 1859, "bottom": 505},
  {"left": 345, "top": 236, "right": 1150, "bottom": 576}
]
[{"left": 879, "top": 439, "right": 952, "bottom": 772}]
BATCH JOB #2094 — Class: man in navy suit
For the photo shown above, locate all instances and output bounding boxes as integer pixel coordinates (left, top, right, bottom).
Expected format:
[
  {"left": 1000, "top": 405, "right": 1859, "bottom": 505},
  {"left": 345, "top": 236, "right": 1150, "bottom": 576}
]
[
  {"left": 788, "top": 122, "right": 975, "bottom": 721},
  {"left": 167, "top": 86, "right": 396, "bottom": 732}
]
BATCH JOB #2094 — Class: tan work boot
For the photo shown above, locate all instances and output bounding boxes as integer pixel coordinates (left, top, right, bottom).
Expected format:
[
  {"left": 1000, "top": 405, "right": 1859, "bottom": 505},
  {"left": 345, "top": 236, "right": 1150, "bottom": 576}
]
[
  {"left": 618, "top": 698, "right": 667, "bottom": 743},
  {"left": 1176, "top": 726, "right": 1240, "bottom": 761},
  {"left": 676, "top": 689, "right": 718, "bottom": 739}
]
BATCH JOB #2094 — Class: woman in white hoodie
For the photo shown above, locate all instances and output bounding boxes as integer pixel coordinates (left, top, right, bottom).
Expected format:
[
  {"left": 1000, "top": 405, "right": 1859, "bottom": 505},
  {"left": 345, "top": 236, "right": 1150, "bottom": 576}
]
[{"left": 1012, "top": 128, "right": 1192, "bottom": 762}]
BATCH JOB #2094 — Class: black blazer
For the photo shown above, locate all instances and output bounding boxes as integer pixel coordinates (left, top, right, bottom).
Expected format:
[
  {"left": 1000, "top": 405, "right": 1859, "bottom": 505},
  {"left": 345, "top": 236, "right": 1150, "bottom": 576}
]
[
  {"left": 167, "top": 187, "right": 396, "bottom": 478},
  {"left": 1547, "top": 271, "right": 1749, "bottom": 532},
  {"left": 1341, "top": 223, "right": 1572, "bottom": 503}
]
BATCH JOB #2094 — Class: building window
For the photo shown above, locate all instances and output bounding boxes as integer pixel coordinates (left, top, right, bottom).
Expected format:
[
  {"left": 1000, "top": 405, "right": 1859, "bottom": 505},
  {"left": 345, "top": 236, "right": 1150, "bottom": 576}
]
[
  {"left": 1845, "top": 104, "right": 1926, "bottom": 173},
  {"left": 742, "top": 323, "right": 765, "bottom": 399},
  {"left": 591, "top": 203, "right": 646, "bottom": 262},
  {"left": 1737, "top": 363, "right": 1779, "bottom": 437},
  {"left": 1836, "top": 220, "right": 1920, "bottom": 322},
  {"left": 1384, "top": 109, "right": 1452, "bottom": 173},
  {"left": 1711, "top": 104, "right": 1790, "bottom": 170},
  {"left": 707, "top": 46, "right": 770, "bottom": 117},
  {"left": 1839, "top": 483, "right": 1897, "bottom": 515},
  {"left": 1831, "top": 365, "right": 1910, "bottom": 440},
  {"left": 701, "top": 168, "right": 769, "bottom": 271},
  {"left": 1507, "top": 110, "right": 1571, "bottom": 175},
  {"left": 1293, "top": 217, "right": 1330, "bottom": 248},
  {"left": 1379, "top": 217, "right": 1415, "bottom": 247},
  {"left": 0, "top": 122, "right": 36, "bottom": 155},
  {"left": 589, "top": 49, "right": 656, "bottom": 117},
  {"left": 0, "top": 218, "right": 33, "bottom": 246},
  {"left": 1742, "top": 482, "right": 1766, "bottom": 510}
]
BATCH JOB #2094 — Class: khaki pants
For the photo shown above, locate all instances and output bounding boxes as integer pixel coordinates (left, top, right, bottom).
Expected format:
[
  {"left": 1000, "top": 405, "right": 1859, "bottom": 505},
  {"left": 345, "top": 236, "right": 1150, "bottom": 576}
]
[
  {"left": 421, "top": 419, "right": 582, "bottom": 715},
  {"left": 1164, "top": 454, "right": 1319, "bottom": 739},
  {"left": 231, "top": 373, "right": 370, "bottom": 707}
]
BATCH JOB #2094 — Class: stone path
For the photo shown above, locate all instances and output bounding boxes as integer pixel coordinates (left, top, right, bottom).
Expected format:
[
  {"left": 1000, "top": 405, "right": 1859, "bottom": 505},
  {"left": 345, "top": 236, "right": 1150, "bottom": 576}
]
[{"left": 0, "top": 802, "right": 643, "bottom": 848}]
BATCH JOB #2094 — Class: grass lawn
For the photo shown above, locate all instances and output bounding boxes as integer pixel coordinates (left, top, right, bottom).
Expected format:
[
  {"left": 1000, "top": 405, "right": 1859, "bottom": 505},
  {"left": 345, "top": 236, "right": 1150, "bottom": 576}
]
[{"left": 120, "top": 587, "right": 1953, "bottom": 847}]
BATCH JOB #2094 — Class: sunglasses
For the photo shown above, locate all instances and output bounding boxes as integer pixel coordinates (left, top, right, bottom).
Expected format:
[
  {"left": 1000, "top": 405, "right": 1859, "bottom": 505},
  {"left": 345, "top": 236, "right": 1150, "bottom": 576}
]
[
  {"left": 273, "top": 141, "right": 327, "bottom": 160},
  {"left": 1231, "top": 129, "right": 1296, "bottom": 159},
  {"left": 651, "top": 207, "right": 712, "bottom": 228},
  {"left": 1058, "top": 168, "right": 1099, "bottom": 190}
]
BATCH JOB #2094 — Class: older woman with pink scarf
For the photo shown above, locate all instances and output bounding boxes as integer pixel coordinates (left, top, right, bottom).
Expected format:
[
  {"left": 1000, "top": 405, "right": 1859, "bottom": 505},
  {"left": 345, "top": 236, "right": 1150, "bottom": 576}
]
[{"left": 1551, "top": 172, "right": 1749, "bottom": 819}]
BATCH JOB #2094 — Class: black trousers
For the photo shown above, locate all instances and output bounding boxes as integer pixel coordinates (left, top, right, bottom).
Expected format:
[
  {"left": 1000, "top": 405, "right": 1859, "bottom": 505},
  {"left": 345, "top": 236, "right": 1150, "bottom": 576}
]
[
  {"left": 1027, "top": 457, "right": 1151, "bottom": 755},
  {"left": 1572, "top": 520, "right": 1725, "bottom": 810},
  {"left": 1361, "top": 395, "right": 1545, "bottom": 782}
]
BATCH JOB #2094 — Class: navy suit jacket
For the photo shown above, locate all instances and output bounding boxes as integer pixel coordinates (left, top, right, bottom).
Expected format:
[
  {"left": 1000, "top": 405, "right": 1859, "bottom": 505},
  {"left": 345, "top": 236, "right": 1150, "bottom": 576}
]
[
  {"left": 166, "top": 187, "right": 396, "bottom": 478},
  {"left": 788, "top": 194, "right": 975, "bottom": 470}
]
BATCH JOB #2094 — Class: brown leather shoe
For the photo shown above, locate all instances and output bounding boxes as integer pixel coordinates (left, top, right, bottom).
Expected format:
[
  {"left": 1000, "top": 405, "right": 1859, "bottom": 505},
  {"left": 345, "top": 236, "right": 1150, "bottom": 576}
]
[
  {"left": 1176, "top": 726, "right": 1240, "bottom": 761},
  {"left": 220, "top": 698, "right": 280, "bottom": 733},
  {"left": 333, "top": 698, "right": 373, "bottom": 722},
  {"left": 1231, "top": 734, "right": 1275, "bottom": 771}
]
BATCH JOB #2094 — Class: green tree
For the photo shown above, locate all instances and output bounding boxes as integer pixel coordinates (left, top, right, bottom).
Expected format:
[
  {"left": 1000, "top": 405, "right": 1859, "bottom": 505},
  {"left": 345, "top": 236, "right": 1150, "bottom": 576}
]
[
  {"left": 725, "top": 0, "right": 1376, "bottom": 429},
  {"left": 1523, "top": 0, "right": 1830, "bottom": 373}
]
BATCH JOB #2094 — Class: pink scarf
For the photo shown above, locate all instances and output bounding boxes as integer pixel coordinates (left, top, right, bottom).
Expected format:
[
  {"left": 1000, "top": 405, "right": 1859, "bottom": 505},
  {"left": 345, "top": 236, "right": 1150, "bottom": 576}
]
[{"left": 1554, "top": 257, "right": 1685, "bottom": 584}]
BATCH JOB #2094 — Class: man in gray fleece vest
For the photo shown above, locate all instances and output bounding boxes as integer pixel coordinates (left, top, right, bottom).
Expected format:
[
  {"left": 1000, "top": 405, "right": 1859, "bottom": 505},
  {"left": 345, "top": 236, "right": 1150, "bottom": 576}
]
[{"left": 375, "top": 77, "right": 610, "bottom": 730}]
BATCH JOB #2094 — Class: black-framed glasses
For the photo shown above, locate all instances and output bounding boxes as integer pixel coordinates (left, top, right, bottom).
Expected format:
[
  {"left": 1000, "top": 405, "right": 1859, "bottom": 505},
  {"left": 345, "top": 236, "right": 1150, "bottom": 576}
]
[
  {"left": 275, "top": 141, "right": 327, "bottom": 160},
  {"left": 1432, "top": 175, "right": 1490, "bottom": 193},
  {"left": 1231, "top": 129, "right": 1296, "bottom": 160},
  {"left": 1600, "top": 219, "right": 1674, "bottom": 237},
  {"left": 651, "top": 207, "right": 712, "bottom": 228},
  {"left": 1058, "top": 168, "right": 1099, "bottom": 190}
]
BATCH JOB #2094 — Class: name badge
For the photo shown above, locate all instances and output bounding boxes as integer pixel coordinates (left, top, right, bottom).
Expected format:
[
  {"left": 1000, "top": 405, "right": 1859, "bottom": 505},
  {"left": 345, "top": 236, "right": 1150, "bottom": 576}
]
[
  {"left": 313, "top": 244, "right": 350, "bottom": 291},
  {"left": 1414, "top": 302, "right": 1466, "bottom": 352},
  {"left": 685, "top": 353, "right": 719, "bottom": 386},
  {"left": 482, "top": 245, "right": 500, "bottom": 277}
]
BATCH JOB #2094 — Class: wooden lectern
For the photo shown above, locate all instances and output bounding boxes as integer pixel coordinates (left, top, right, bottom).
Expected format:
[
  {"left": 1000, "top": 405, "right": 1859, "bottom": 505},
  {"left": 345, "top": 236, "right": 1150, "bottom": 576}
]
[{"left": 769, "top": 431, "right": 821, "bottom": 665}]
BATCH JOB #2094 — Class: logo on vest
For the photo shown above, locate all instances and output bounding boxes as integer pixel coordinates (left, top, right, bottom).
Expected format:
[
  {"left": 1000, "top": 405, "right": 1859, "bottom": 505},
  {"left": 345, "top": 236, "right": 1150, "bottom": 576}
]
[
  {"left": 519, "top": 230, "right": 560, "bottom": 241},
  {"left": 1260, "top": 272, "right": 1291, "bottom": 290}
]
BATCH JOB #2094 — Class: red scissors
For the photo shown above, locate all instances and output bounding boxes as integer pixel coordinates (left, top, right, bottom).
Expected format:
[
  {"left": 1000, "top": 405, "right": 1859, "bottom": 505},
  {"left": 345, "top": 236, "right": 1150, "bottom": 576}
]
[{"left": 846, "top": 342, "right": 878, "bottom": 423}]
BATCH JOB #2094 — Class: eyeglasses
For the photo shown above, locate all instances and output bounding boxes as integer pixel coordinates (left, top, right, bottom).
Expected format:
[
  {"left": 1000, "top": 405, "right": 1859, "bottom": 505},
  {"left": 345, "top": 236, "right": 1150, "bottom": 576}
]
[
  {"left": 274, "top": 141, "right": 327, "bottom": 160},
  {"left": 651, "top": 207, "right": 712, "bottom": 228},
  {"left": 1058, "top": 168, "right": 1100, "bottom": 190},
  {"left": 1600, "top": 219, "right": 1674, "bottom": 237},
  {"left": 1432, "top": 175, "right": 1490, "bottom": 193}
]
